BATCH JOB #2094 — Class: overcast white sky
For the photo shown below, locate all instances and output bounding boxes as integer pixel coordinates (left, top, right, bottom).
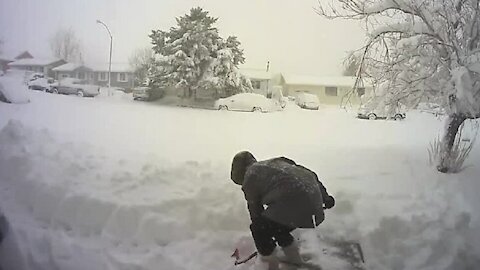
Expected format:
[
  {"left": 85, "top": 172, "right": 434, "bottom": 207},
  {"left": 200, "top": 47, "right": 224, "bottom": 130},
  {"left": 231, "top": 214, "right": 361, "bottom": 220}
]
[{"left": 0, "top": 0, "right": 366, "bottom": 76}]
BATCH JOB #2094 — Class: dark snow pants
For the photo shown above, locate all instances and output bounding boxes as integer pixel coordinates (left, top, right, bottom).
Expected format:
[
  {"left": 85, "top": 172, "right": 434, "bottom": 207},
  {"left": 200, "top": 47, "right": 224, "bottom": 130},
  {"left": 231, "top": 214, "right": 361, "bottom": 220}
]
[{"left": 250, "top": 215, "right": 295, "bottom": 256}]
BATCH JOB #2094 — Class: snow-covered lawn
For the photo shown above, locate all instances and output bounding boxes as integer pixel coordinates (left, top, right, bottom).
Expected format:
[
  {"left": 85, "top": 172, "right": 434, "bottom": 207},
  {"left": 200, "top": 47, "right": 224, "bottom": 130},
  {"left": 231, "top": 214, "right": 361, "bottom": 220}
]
[{"left": 0, "top": 90, "right": 479, "bottom": 270}]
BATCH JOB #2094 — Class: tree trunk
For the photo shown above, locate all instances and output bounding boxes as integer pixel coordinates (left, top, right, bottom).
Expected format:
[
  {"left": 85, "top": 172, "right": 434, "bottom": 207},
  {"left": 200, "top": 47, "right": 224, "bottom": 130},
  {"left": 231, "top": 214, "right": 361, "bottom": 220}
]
[{"left": 437, "top": 113, "right": 467, "bottom": 173}]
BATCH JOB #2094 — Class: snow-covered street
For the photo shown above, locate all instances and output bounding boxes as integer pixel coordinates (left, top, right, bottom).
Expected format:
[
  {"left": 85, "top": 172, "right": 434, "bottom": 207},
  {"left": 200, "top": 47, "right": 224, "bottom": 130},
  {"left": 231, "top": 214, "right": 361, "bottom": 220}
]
[{"left": 1, "top": 91, "right": 480, "bottom": 270}]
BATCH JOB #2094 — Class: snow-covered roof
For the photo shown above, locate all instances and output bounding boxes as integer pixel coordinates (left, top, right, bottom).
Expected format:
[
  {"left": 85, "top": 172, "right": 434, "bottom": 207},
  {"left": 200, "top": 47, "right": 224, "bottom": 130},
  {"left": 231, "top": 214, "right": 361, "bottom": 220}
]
[
  {"left": 52, "top": 63, "right": 92, "bottom": 72},
  {"left": 90, "top": 63, "right": 133, "bottom": 73},
  {"left": 282, "top": 74, "right": 372, "bottom": 87},
  {"left": 8, "top": 58, "right": 64, "bottom": 67},
  {"left": 240, "top": 68, "right": 272, "bottom": 80}
]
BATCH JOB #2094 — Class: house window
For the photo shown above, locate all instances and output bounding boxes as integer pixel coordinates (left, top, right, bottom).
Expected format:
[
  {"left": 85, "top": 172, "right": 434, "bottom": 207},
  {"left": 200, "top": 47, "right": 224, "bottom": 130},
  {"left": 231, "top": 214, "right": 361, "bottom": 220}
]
[
  {"left": 325, "top": 86, "right": 338, "bottom": 96},
  {"left": 117, "top": 72, "right": 128, "bottom": 82},
  {"left": 357, "top": 87, "right": 365, "bottom": 97},
  {"left": 77, "top": 72, "right": 85, "bottom": 80},
  {"left": 98, "top": 72, "right": 107, "bottom": 81},
  {"left": 61, "top": 74, "right": 69, "bottom": 78},
  {"left": 251, "top": 80, "right": 261, "bottom": 89}
]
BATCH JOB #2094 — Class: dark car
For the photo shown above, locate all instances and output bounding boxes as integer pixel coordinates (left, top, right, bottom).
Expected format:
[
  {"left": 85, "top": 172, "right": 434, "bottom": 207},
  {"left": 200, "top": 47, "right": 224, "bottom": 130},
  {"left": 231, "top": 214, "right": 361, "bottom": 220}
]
[{"left": 132, "top": 86, "right": 165, "bottom": 101}]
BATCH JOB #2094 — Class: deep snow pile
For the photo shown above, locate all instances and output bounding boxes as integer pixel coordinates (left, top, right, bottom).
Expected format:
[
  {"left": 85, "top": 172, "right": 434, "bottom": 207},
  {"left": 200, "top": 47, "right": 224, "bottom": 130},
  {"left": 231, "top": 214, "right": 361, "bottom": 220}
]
[
  {"left": 0, "top": 90, "right": 480, "bottom": 270},
  {"left": 0, "top": 71, "right": 30, "bottom": 104}
]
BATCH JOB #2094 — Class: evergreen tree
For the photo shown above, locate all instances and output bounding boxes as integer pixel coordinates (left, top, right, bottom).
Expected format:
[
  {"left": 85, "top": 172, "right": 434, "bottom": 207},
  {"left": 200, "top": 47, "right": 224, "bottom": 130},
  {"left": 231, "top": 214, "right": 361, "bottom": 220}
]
[{"left": 149, "top": 7, "right": 251, "bottom": 99}]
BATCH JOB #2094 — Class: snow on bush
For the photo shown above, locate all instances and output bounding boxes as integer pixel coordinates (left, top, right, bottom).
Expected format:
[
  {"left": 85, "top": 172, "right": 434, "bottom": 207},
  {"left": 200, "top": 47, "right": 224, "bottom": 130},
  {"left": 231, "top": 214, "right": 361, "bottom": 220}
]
[
  {"left": 0, "top": 71, "right": 30, "bottom": 104},
  {"left": 429, "top": 120, "right": 479, "bottom": 173}
]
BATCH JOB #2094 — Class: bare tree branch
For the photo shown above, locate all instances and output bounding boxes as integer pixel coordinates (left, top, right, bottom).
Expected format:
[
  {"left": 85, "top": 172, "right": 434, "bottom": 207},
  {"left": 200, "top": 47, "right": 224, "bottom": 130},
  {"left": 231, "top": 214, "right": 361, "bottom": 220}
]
[{"left": 50, "top": 28, "right": 82, "bottom": 62}]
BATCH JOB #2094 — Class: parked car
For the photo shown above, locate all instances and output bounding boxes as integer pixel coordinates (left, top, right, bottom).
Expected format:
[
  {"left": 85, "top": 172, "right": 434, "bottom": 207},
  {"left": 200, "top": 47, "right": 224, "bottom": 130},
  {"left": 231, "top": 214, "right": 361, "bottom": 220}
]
[
  {"left": 51, "top": 78, "right": 100, "bottom": 97},
  {"left": 296, "top": 92, "right": 320, "bottom": 110},
  {"left": 214, "top": 93, "right": 283, "bottom": 112},
  {"left": 416, "top": 102, "right": 446, "bottom": 116},
  {"left": 133, "top": 86, "right": 165, "bottom": 101},
  {"left": 357, "top": 97, "right": 406, "bottom": 120},
  {"left": 26, "top": 72, "right": 44, "bottom": 82},
  {"left": 27, "top": 77, "right": 56, "bottom": 92}
]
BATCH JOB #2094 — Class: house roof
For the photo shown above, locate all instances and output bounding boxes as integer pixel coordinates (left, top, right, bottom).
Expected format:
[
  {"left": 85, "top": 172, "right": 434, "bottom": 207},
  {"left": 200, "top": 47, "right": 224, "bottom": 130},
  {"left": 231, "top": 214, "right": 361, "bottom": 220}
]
[
  {"left": 52, "top": 63, "right": 92, "bottom": 72},
  {"left": 90, "top": 63, "right": 133, "bottom": 73},
  {"left": 0, "top": 50, "right": 34, "bottom": 62},
  {"left": 282, "top": 74, "right": 372, "bottom": 87},
  {"left": 14, "top": 51, "right": 34, "bottom": 60},
  {"left": 240, "top": 68, "right": 272, "bottom": 80},
  {"left": 8, "top": 58, "right": 64, "bottom": 67}
]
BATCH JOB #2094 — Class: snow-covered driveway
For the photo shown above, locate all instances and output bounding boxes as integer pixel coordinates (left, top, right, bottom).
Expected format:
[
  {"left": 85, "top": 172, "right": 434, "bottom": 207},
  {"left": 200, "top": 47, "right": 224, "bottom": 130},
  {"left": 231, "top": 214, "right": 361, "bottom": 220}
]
[{"left": 0, "top": 91, "right": 479, "bottom": 270}]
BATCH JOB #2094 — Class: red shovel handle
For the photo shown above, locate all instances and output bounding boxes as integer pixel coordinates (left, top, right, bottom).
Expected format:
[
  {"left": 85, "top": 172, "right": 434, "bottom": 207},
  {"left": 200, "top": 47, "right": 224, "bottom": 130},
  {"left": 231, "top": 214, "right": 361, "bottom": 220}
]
[{"left": 234, "top": 251, "right": 258, "bottom": 265}]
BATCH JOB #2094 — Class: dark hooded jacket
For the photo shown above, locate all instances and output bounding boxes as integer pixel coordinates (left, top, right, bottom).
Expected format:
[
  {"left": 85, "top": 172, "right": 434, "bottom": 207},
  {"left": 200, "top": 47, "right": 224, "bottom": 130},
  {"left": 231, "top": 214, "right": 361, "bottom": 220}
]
[{"left": 241, "top": 157, "right": 329, "bottom": 229}]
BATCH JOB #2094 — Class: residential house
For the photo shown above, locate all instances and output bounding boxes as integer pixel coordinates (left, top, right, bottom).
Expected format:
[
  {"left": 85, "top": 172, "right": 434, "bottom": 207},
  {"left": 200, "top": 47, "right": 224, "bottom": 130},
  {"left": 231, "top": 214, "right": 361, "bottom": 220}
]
[
  {"left": 240, "top": 68, "right": 274, "bottom": 96},
  {"left": 281, "top": 74, "right": 373, "bottom": 106},
  {"left": 92, "top": 64, "right": 134, "bottom": 89},
  {"left": 8, "top": 58, "right": 66, "bottom": 78},
  {"left": 0, "top": 50, "right": 34, "bottom": 73},
  {"left": 52, "top": 63, "right": 95, "bottom": 81},
  {"left": 0, "top": 56, "right": 13, "bottom": 73}
]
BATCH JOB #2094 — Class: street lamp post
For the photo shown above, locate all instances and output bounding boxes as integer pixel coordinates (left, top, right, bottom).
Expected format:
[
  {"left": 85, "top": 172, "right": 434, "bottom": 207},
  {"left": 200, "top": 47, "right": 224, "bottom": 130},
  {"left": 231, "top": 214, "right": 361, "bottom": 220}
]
[{"left": 96, "top": 19, "right": 113, "bottom": 96}]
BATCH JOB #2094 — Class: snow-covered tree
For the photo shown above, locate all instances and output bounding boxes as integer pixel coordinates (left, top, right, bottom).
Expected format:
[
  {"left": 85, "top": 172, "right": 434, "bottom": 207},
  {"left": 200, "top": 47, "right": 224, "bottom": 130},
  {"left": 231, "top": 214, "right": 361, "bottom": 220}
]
[
  {"left": 318, "top": 0, "right": 480, "bottom": 173},
  {"left": 129, "top": 47, "right": 154, "bottom": 86},
  {"left": 342, "top": 52, "right": 361, "bottom": 76},
  {"left": 149, "top": 7, "right": 251, "bottom": 99}
]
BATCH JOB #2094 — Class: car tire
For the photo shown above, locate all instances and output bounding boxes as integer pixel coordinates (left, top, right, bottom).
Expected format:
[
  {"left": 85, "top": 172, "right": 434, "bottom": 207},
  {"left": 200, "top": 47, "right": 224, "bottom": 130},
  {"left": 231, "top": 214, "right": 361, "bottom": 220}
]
[
  {"left": 219, "top": 105, "right": 228, "bottom": 110},
  {"left": 253, "top": 107, "right": 262, "bottom": 112},
  {"left": 368, "top": 113, "right": 377, "bottom": 120},
  {"left": 52, "top": 88, "right": 59, "bottom": 94},
  {"left": 77, "top": 90, "right": 84, "bottom": 97},
  {"left": 394, "top": 114, "right": 403, "bottom": 121}
]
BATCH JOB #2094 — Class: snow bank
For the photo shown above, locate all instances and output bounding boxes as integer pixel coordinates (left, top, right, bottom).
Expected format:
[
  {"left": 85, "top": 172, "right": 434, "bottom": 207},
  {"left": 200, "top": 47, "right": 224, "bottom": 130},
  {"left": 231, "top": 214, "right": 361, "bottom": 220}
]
[
  {"left": 1, "top": 94, "right": 479, "bottom": 270},
  {"left": 0, "top": 120, "right": 249, "bottom": 270},
  {"left": 0, "top": 71, "right": 30, "bottom": 104}
]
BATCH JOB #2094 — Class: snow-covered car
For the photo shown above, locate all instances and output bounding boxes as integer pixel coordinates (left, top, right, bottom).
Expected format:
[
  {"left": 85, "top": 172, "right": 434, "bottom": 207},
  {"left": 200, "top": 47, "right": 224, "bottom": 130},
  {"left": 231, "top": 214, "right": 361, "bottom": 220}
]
[
  {"left": 357, "top": 97, "right": 406, "bottom": 120},
  {"left": 26, "top": 72, "right": 44, "bottom": 82},
  {"left": 0, "top": 72, "right": 30, "bottom": 104},
  {"left": 51, "top": 78, "right": 100, "bottom": 97},
  {"left": 132, "top": 86, "right": 165, "bottom": 101},
  {"left": 416, "top": 102, "right": 446, "bottom": 116},
  {"left": 214, "top": 93, "right": 282, "bottom": 112},
  {"left": 27, "top": 77, "right": 56, "bottom": 92},
  {"left": 295, "top": 92, "right": 320, "bottom": 110}
]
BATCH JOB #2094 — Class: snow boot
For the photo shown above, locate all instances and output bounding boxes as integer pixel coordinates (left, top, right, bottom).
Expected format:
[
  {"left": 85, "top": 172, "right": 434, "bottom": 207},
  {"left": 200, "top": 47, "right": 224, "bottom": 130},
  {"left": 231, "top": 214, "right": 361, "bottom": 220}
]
[
  {"left": 254, "top": 253, "right": 280, "bottom": 270},
  {"left": 281, "top": 241, "right": 303, "bottom": 269}
]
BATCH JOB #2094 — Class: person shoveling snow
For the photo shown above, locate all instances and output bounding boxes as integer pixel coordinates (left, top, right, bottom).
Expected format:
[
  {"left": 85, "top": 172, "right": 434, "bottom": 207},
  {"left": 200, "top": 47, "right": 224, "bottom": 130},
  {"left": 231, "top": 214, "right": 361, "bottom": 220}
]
[{"left": 230, "top": 151, "right": 335, "bottom": 270}]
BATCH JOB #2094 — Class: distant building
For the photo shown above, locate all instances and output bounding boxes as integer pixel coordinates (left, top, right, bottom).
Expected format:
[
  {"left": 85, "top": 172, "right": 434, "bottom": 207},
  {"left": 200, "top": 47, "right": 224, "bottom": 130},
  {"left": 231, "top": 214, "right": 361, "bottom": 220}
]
[
  {"left": 52, "top": 63, "right": 94, "bottom": 81},
  {"left": 90, "top": 63, "right": 134, "bottom": 89},
  {"left": 8, "top": 58, "right": 66, "bottom": 78},
  {"left": 52, "top": 62, "right": 134, "bottom": 89},
  {"left": 0, "top": 50, "right": 35, "bottom": 73},
  {"left": 240, "top": 68, "right": 273, "bottom": 95},
  {"left": 0, "top": 56, "right": 13, "bottom": 73},
  {"left": 14, "top": 51, "right": 34, "bottom": 60},
  {"left": 280, "top": 74, "right": 373, "bottom": 105}
]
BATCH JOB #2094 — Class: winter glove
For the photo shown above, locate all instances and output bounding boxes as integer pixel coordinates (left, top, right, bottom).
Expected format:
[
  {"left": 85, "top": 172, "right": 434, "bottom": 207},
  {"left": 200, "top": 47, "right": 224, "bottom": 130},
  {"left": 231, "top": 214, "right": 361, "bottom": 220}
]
[{"left": 324, "top": 195, "right": 335, "bottom": 209}]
